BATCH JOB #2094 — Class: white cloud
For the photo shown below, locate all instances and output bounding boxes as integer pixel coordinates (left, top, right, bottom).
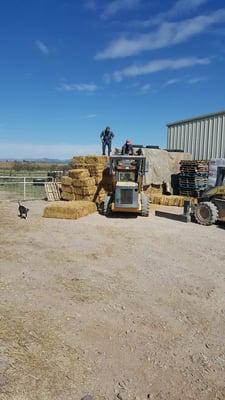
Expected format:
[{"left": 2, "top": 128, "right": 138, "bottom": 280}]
[
  {"left": 131, "top": 0, "right": 210, "bottom": 29},
  {"left": 60, "top": 83, "right": 98, "bottom": 93},
  {"left": 103, "top": 73, "right": 111, "bottom": 85},
  {"left": 164, "top": 78, "right": 182, "bottom": 86},
  {"left": 84, "top": 0, "right": 97, "bottom": 11},
  {"left": 95, "top": 9, "right": 225, "bottom": 59},
  {"left": 101, "top": 0, "right": 140, "bottom": 19},
  {"left": 86, "top": 114, "right": 97, "bottom": 118},
  {"left": 187, "top": 76, "right": 207, "bottom": 84},
  {"left": 35, "top": 40, "right": 50, "bottom": 55},
  {"left": 0, "top": 143, "right": 100, "bottom": 160},
  {"left": 112, "top": 57, "right": 210, "bottom": 81},
  {"left": 139, "top": 83, "right": 152, "bottom": 94}
]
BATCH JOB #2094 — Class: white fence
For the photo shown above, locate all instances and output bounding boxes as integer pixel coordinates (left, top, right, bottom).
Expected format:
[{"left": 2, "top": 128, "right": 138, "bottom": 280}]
[{"left": 0, "top": 176, "right": 53, "bottom": 201}]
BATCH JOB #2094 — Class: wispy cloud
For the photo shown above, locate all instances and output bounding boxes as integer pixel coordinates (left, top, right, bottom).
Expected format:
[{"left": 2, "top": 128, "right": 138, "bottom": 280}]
[
  {"left": 139, "top": 83, "right": 152, "bottom": 94},
  {"left": 164, "top": 78, "right": 182, "bottom": 86},
  {"left": 95, "top": 9, "right": 225, "bottom": 59},
  {"left": 0, "top": 143, "right": 100, "bottom": 160},
  {"left": 101, "top": 0, "right": 140, "bottom": 19},
  {"left": 35, "top": 40, "right": 50, "bottom": 55},
  {"left": 131, "top": 0, "right": 210, "bottom": 29},
  {"left": 60, "top": 83, "right": 98, "bottom": 93},
  {"left": 112, "top": 57, "right": 210, "bottom": 81},
  {"left": 84, "top": 0, "right": 97, "bottom": 11},
  {"left": 86, "top": 114, "right": 97, "bottom": 118},
  {"left": 187, "top": 76, "right": 207, "bottom": 84}
]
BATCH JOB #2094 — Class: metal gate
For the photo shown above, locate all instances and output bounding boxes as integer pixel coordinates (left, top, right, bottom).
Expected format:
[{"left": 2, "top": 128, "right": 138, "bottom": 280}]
[{"left": 0, "top": 176, "right": 53, "bottom": 201}]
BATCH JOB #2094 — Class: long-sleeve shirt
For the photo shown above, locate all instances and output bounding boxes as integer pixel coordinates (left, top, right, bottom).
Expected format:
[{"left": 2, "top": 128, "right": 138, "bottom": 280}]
[{"left": 100, "top": 129, "right": 114, "bottom": 143}]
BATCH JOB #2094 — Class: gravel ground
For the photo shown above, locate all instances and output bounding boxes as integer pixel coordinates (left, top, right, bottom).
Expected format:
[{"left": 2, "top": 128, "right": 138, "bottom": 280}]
[{"left": 0, "top": 200, "right": 225, "bottom": 400}]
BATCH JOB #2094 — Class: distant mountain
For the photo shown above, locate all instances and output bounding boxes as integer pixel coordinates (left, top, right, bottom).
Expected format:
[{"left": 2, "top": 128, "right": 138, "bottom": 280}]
[{"left": 0, "top": 158, "right": 70, "bottom": 164}]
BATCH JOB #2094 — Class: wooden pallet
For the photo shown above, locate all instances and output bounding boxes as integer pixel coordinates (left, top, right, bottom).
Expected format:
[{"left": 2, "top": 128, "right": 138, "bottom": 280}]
[{"left": 45, "top": 182, "right": 61, "bottom": 201}]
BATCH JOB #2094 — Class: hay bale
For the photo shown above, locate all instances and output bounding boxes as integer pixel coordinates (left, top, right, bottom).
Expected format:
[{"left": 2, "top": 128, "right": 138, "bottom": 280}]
[
  {"left": 61, "top": 176, "right": 73, "bottom": 186},
  {"left": 68, "top": 169, "right": 90, "bottom": 179},
  {"left": 72, "top": 177, "right": 96, "bottom": 187},
  {"left": 150, "top": 194, "right": 192, "bottom": 207},
  {"left": 73, "top": 186, "right": 97, "bottom": 196},
  {"left": 61, "top": 191, "right": 75, "bottom": 201},
  {"left": 43, "top": 201, "right": 97, "bottom": 219},
  {"left": 75, "top": 194, "right": 95, "bottom": 201},
  {"left": 84, "top": 155, "right": 108, "bottom": 164},
  {"left": 61, "top": 185, "right": 74, "bottom": 194}
]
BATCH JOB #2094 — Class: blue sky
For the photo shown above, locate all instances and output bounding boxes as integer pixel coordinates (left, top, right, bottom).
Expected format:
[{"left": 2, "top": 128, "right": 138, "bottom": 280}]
[{"left": 0, "top": 0, "right": 225, "bottom": 159}]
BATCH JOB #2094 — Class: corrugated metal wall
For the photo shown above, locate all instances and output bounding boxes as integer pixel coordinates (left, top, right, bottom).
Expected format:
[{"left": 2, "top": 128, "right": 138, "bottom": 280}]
[{"left": 167, "top": 112, "right": 225, "bottom": 160}]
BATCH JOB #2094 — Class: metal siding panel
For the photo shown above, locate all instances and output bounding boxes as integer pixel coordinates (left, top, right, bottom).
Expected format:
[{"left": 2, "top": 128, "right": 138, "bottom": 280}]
[
  {"left": 195, "top": 121, "right": 201, "bottom": 159},
  {"left": 166, "top": 112, "right": 225, "bottom": 159},
  {"left": 199, "top": 120, "right": 205, "bottom": 159},
  {"left": 192, "top": 121, "right": 197, "bottom": 159},
  {"left": 208, "top": 118, "right": 213, "bottom": 159},
  {"left": 184, "top": 123, "right": 188, "bottom": 152},
  {"left": 221, "top": 116, "right": 225, "bottom": 158},
  {"left": 212, "top": 116, "right": 218, "bottom": 158}
]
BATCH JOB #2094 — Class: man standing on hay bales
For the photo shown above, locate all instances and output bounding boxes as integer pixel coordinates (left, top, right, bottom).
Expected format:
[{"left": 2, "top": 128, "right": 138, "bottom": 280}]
[{"left": 100, "top": 126, "right": 114, "bottom": 156}]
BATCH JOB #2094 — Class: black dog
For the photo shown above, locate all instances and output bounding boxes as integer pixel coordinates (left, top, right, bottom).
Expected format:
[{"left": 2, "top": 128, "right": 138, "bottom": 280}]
[{"left": 18, "top": 202, "right": 29, "bottom": 219}]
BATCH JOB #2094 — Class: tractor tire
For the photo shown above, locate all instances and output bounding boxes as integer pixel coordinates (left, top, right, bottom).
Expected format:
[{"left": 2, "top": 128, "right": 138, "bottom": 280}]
[
  {"left": 103, "top": 195, "right": 112, "bottom": 217},
  {"left": 194, "top": 201, "right": 218, "bottom": 226},
  {"left": 141, "top": 192, "right": 149, "bottom": 217}
]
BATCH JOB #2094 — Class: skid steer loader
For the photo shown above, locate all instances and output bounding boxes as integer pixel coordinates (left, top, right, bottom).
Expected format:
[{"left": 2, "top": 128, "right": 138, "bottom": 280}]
[{"left": 103, "top": 155, "right": 149, "bottom": 217}]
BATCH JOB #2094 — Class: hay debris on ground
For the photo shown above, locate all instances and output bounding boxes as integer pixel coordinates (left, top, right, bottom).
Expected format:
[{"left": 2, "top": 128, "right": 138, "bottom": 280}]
[{"left": 43, "top": 201, "right": 97, "bottom": 219}]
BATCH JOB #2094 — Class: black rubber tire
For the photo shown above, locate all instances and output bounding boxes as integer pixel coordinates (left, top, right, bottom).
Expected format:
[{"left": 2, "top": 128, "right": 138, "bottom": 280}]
[
  {"left": 194, "top": 201, "right": 218, "bottom": 226},
  {"left": 141, "top": 192, "right": 149, "bottom": 217},
  {"left": 103, "top": 195, "right": 112, "bottom": 216}
]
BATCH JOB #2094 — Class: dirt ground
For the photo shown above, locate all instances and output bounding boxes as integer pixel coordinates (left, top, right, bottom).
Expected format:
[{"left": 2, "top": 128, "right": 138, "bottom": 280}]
[{"left": 0, "top": 200, "right": 225, "bottom": 400}]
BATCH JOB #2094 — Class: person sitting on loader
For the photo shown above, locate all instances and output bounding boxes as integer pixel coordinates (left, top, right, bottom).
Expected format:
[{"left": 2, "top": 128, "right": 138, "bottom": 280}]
[
  {"left": 121, "top": 140, "right": 134, "bottom": 156},
  {"left": 100, "top": 126, "right": 115, "bottom": 156}
]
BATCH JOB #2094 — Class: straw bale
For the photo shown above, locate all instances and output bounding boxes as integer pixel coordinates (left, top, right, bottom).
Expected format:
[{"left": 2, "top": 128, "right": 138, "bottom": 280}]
[
  {"left": 61, "top": 191, "right": 76, "bottom": 201},
  {"left": 149, "top": 194, "right": 194, "bottom": 207},
  {"left": 84, "top": 155, "right": 108, "bottom": 164},
  {"left": 61, "top": 176, "right": 73, "bottom": 186},
  {"left": 73, "top": 156, "right": 86, "bottom": 164},
  {"left": 61, "top": 185, "right": 74, "bottom": 194},
  {"left": 43, "top": 201, "right": 97, "bottom": 219},
  {"left": 72, "top": 177, "right": 96, "bottom": 187},
  {"left": 71, "top": 162, "right": 86, "bottom": 169},
  {"left": 75, "top": 194, "right": 95, "bottom": 201},
  {"left": 73, "top": 186, "right": 97, "bottom": 196},
  {"left": 68, "top": 169, "right": 90, "bottom": 179}
]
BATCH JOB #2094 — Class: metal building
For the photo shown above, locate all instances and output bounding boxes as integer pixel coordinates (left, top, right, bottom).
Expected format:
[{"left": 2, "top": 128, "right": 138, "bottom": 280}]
[{"left": 167, "top": 110, "right": 225, "bottom": 160}]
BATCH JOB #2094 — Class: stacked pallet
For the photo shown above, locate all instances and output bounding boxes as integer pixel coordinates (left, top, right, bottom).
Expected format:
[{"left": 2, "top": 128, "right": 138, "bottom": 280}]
[
  {"left": 179, "top": 160, "right": 209, "bottom": 197},
  {"left": 61, "top": 156, "right": 112, "bottom": 205}
]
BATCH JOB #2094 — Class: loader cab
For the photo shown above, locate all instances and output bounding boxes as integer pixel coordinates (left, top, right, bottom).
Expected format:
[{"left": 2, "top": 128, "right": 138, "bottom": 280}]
[{"left": 103, "top": 155, "right": 149, "bottom": 216}]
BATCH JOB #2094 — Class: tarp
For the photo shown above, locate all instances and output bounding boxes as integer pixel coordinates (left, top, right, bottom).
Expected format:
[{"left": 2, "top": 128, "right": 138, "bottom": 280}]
[{"left": 142, "top": 149, "right": 191, "bottom": 186}]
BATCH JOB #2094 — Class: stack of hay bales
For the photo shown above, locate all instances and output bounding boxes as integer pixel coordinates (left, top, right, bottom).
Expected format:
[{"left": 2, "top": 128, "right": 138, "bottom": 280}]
[
  {"left": 60, "top": 156, "right": 112, "bottom": 205},
  {"left": 43, "top": 201, "right": 97, "bottom": 219}
]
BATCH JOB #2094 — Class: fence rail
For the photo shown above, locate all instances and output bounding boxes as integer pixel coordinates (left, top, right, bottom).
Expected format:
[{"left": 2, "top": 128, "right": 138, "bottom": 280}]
[{"left": 0, "top": 176, "right": 54, "bottom": 201}]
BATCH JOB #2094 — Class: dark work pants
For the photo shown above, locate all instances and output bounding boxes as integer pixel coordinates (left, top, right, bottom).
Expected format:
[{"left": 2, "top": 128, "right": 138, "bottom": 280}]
[{"left": 102, "top": 141, "right": 112, "bottom": 156}]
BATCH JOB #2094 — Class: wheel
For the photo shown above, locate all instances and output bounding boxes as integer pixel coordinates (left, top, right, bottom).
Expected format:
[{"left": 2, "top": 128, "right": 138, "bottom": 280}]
[
  {"left": 194, "top": 201, "right": 218, "bottom": 226},
  {"left": 103, "top": 195, "right": 112, "bottom": 216},
  {"left": 141, "top": 192, "right": 149, "bottom": 217}
]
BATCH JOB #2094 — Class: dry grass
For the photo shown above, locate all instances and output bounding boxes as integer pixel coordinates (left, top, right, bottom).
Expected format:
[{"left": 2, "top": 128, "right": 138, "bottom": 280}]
[{"left": 56, "top": 276, "right": 111, "bottom": 303}]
